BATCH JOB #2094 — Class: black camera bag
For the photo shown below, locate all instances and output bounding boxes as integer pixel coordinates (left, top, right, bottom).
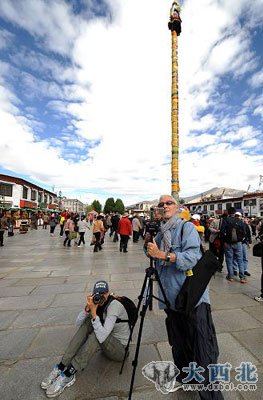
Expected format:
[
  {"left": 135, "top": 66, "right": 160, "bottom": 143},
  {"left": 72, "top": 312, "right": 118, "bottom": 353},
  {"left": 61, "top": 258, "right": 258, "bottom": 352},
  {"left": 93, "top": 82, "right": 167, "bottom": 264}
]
[{"left": 174, "top": 223, "right": 221, "bottom": 315}]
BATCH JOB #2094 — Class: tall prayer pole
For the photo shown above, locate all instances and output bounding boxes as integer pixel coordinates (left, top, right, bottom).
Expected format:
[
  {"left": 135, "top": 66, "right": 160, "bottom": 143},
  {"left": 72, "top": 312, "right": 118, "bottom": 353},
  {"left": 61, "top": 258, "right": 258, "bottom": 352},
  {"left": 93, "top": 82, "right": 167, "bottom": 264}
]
[{"left": 168, "top": 1, "right": 182, "bottom": 203}]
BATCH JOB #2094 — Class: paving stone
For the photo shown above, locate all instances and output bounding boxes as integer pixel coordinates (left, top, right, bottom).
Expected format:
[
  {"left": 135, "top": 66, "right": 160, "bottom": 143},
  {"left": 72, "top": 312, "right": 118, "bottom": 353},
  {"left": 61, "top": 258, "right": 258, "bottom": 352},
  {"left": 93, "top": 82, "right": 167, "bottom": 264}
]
[
  {"left": 217, "top": 333, "right": 259, "bottom": 367},
  {"left": 14, "top": 277, "right": 66, "bottom": 286},
  {"left": 129, "top": 388, "right": 200, "bottom": 399},
  {"left": 212, "top": 309, "right": 262, "bottom": 333},
  {"left": 243, "top": 305, "right": 263, "bottom": 323},
  {"left": 24, "top": 325, "right": 76, "bottom": 357},
  {"left": 0, "top": 278, "right": 20, "bottom": 287},
  {"left": 0, "top": 328, "right": 38, "bottom": 360},
  {"left": 66, "top": 275, "right": 93, "bottom": 284},
  {"left": 0, "top": 286, "right": 35, "bottom": 297},
  {"left": 107, "top": 281, "right": 135, "bottom": 290},
  {"left": 0, "top": 294, "right": 55, "bottom": 311},
  {"left": 210, "top": 293, "right": 257, "bottom": 310},
  {"left": 0, "top": 357, "right": 56, "bottom": 400},
  {"left": 156, "top": 341, "right": 173, "bottom": 361},
  {"left": 4, "top": 271, "right": 50, "bottom": 278},
  {"left": 0, "top": 311, "right": 20, "bottom": 330},
  {"left": 51, "top": 292, "right": 86, "bottom": 307},
  {"left": 240, "top": 365, "right": 263, "bottom": 400},
  {"left": 111, "top": 273, "right": 145, "bottom": 282},
  {"left": 31, "top": 283, "right": 86, "bottom": 296},
  {"left": 232, "top": 328, "right": 263, "bottom": 362},
  {"left": 11, "top": 306, "right": 81, "bottom": 328}
]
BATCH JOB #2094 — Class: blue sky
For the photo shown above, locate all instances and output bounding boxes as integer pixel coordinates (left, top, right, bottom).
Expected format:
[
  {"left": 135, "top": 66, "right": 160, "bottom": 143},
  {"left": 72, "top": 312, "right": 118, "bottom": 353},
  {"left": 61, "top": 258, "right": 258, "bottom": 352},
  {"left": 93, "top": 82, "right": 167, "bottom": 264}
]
[{"left": 0, "top": 0, "right": 262, "bottom": 206}]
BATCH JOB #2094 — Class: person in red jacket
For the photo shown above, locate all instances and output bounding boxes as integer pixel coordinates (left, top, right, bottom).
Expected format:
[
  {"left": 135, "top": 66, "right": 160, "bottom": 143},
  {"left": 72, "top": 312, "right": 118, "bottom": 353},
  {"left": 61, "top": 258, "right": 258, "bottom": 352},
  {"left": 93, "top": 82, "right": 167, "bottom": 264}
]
[{"left": 118, "top": 212, "right": 132, "bottom": 253}]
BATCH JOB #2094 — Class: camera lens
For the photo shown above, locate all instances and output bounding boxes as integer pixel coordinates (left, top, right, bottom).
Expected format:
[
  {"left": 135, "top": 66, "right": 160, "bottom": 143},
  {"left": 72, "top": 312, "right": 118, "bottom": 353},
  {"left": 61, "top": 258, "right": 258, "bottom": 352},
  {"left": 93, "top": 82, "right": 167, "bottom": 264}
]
[{"left": 93, "top": 293, "right": 103, "bottom": 304}]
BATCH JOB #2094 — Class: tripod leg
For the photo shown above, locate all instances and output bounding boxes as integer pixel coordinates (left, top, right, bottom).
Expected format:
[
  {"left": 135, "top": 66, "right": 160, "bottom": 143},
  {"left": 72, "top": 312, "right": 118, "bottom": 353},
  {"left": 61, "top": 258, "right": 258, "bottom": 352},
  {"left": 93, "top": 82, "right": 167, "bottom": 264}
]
[
  {"left": 128, "top": 290, "right": 151, "bottom": 400},
  {"left": 119, "top": 273, "right": 150, "bottom": 375},
  {"left": 153, "top": 267, "right": 171, "bottom": 309}
]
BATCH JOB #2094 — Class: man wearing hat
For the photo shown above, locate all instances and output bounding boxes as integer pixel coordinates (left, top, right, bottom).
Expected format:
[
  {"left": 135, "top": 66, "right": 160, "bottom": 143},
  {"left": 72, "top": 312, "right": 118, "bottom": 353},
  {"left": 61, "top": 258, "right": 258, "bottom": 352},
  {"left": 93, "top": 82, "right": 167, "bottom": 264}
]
[{"left": 41, "top": 280, "right": 129, "bottom": 398}]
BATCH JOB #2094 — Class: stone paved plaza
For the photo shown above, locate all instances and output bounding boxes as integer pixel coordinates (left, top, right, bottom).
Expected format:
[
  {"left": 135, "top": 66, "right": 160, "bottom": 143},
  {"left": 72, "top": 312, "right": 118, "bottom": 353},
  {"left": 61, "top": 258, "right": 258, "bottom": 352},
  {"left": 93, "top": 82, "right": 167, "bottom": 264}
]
[{"left": 0, "top": 228, "right": 262, "bottom": 400}]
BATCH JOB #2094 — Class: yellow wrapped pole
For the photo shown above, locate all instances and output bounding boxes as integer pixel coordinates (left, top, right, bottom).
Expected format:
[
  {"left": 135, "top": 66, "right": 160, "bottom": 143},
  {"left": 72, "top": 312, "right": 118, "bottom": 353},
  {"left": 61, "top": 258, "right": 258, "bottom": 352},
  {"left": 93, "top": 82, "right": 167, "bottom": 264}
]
[{"left": 168, "top": 1, "right": 181, "bottom": 203}]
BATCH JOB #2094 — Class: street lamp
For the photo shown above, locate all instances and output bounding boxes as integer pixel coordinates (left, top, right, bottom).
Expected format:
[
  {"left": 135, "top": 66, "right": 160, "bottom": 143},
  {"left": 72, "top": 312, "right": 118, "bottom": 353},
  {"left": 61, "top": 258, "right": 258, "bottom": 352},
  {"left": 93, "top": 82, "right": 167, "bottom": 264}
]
[{"left": 58, "top": 191, "right": 62, "bottom": 211}]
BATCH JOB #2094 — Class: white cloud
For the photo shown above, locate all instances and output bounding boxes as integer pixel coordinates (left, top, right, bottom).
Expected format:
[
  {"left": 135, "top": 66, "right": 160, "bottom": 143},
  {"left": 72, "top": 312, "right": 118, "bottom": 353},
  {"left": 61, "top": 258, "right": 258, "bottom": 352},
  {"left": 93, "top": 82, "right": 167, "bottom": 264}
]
[
  {"left": 0, "top": 0, "right": 262, "bottom": 205},
  {"left": 248, "top": 69, "right": 263, "bottom": 88}
]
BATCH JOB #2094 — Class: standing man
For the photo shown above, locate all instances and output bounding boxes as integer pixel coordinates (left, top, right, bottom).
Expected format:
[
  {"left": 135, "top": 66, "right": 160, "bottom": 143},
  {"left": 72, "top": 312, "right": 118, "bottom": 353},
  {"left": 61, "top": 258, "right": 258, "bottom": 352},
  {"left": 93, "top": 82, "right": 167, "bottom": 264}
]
[
  {"left": 118, "top": 212, "right": 132, "bottom": 253},
  {"left": 220, "top": 207, "right": 246, "bottom": 283},
  {"left": 146, "top": 194, "right": 223, "bottom": 399},
  {"left": 0, "top": 212, "right": 7, "bottom": 246}
]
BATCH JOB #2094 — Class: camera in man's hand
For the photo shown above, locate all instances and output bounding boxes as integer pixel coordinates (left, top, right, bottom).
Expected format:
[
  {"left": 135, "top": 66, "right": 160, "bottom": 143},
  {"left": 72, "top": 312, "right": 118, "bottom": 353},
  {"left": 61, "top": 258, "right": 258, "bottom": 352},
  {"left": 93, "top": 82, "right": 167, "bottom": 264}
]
[{"left": 93, "top": 292, "right": 105, "bottom": 304}]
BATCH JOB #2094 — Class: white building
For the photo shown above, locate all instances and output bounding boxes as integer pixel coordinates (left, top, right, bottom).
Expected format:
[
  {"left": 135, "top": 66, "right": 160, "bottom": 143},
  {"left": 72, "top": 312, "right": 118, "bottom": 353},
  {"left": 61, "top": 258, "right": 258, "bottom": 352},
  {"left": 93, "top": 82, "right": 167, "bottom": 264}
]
[
  {"left": 0, "top": 174, "right": 57, "bottom": 211},
  {"left": 185, "top": 192, "right": 263, "bottom": 218},
  {"left": 61, "top": 198, "right": 85, "bottom": 213}
]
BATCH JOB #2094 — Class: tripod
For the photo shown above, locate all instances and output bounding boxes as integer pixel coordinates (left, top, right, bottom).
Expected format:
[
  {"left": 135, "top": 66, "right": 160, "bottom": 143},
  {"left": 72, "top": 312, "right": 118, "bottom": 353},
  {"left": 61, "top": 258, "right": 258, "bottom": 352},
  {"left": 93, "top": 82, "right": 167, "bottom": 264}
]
[{"left": 120, "top": 257, "right": 170, "bottom": 400}]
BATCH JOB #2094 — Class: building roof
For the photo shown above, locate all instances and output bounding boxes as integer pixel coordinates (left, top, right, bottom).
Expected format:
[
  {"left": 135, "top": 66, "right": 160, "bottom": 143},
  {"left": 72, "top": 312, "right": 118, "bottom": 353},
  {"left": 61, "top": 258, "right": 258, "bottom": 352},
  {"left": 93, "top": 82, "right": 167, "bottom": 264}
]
[{"left": 0, "top": 174, "right": 56, "bottom": 196}]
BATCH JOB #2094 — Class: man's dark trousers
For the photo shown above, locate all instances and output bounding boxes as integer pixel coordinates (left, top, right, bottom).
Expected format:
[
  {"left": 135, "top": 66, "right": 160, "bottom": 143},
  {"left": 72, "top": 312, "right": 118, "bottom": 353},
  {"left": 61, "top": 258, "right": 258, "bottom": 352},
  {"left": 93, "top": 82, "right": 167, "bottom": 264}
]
[{"left": 165, "top": 303, "right": 224, "bottom": 400}]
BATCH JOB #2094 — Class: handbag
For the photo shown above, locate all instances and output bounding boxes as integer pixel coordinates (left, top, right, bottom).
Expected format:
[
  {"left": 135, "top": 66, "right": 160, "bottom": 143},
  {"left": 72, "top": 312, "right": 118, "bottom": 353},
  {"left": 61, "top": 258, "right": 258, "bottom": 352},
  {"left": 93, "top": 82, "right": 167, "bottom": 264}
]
[
  {"left": 68, "top": 231, "right": 77, "bottom": 240},
  {"left": 174, "top": 223, "right": 221, "bottom": 315},
  {"left": 253, "top": 242, "right": 263, "bottom": 258}
]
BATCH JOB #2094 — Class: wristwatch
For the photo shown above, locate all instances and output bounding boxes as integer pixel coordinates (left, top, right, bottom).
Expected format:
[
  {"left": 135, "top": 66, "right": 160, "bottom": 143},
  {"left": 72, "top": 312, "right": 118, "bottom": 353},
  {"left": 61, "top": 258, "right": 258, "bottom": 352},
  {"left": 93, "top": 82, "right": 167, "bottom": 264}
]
[{"left": 165, "top": 252, "right": 171, "bottom": 262}]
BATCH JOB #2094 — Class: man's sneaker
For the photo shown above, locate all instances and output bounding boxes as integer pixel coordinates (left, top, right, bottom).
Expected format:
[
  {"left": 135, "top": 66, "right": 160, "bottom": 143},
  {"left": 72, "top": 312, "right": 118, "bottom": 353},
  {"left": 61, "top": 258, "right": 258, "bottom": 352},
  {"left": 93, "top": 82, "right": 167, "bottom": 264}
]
[
  {"left": 226, "top": 276, "right": 234, "bottom": 282},
  {"left": 240, "top": 278, "right": 247, "bottom": 284},
  {"left": 254, "top": 296, "right": 263, "bottom": 302},
  {"left": 41, "top": 365, "right": 61, "bottom": 390},
  {"left": 244, "top": 271, "right": 251, "bottom": 276},
  {"left": 46, "top": 372, "right": 76, "bottom": 398}
]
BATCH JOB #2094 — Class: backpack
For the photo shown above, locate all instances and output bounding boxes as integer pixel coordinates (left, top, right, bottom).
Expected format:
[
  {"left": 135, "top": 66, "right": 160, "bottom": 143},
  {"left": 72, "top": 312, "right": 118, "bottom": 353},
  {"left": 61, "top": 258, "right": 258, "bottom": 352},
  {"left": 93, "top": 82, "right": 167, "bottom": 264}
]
[
  {"left": 108, "top": 295, "right": 138, "bottom": 329},
  {"left": 225, "top": 219, "right": 244, "bottom": 243}
]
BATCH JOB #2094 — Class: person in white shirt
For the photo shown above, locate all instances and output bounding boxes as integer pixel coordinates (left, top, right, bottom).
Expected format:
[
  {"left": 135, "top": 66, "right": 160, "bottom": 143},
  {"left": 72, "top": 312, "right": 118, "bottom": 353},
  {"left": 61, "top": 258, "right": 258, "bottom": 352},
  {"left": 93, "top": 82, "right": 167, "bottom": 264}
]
[{"left": 77, "top": 215, "right": 89, "bottom": 247}]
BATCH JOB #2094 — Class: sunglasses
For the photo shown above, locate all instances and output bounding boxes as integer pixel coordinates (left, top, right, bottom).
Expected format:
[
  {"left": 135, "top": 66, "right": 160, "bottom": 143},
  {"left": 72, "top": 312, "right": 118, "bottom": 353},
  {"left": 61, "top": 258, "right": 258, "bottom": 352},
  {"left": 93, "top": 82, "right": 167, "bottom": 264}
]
[{"left": 158, "top": 201, "right": 175, "bottom": 208}]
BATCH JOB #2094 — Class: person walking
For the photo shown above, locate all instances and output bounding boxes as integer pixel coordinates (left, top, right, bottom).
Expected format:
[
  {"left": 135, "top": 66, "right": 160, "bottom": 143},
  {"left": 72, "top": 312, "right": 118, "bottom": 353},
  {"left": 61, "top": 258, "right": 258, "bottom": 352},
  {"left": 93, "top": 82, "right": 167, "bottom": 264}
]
[
  {"left": 49, "top": 217, "right": 57, "bottom": 237},
  {"left": 43, "top": 214, "right": 49, "bottom": 229},
  {"left": 59, "top": 215, "right": 65, "bottom": 237},
  {"left": 92, "top": 215, "right": 104, "bottom": 252},
  {"left": 77, "top": 215, "right": 89, "bottom": 247},
  {"left": 118, "top": 212, "right": 132, "bottom": 253},
  {"left": 63, "top": 215, "right": 75, "bottom": 247}
]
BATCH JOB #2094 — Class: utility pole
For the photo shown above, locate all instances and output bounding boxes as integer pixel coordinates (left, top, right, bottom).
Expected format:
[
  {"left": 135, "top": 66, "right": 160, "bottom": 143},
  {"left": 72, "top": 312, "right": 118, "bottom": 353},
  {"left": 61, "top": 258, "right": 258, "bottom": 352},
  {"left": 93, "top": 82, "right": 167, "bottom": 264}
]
[{"left": 168, "top": 1, "right": 182, "bottom": 203}]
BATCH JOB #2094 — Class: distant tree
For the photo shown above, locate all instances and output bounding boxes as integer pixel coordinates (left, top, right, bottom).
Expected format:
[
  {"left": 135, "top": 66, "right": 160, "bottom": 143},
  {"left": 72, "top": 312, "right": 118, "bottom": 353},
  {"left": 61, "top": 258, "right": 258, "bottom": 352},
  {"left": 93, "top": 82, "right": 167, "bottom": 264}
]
[
  {"left": 91, "top": 200, "right": 102, "bottom": 214},
  {"left": 85, "top": 204, "right": 93, "bottom": 213},
  {"left": 104, "top": 197, "right": 115, "bottom": 214},
  {"left": 115, "top": 198, "right": 125, "bottom": 214}
]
